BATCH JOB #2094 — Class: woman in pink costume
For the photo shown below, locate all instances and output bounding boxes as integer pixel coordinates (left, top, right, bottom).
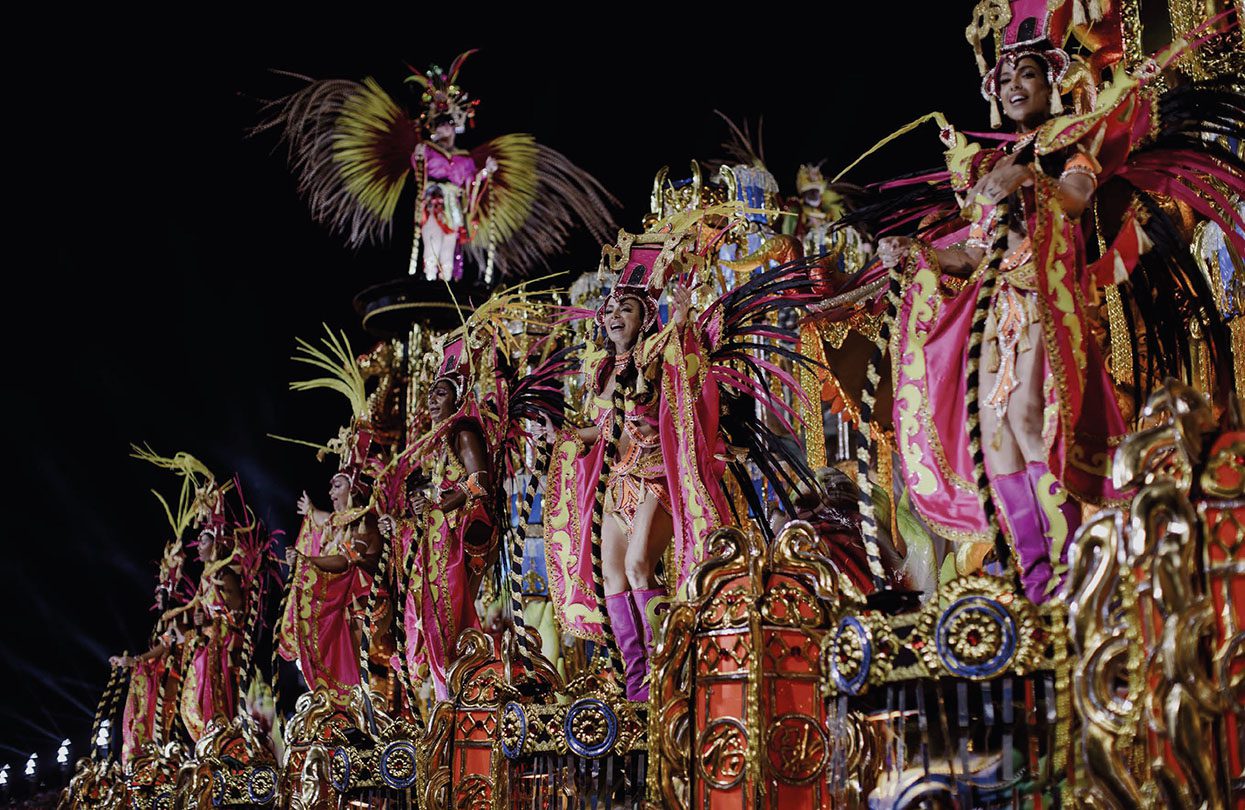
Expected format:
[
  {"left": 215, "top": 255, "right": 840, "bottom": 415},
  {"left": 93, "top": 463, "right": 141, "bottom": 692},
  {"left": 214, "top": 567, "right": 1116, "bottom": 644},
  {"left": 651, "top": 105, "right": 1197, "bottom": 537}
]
[
  {"left": 177, "top": 521, "right": 245, "bottom": 740},
  {"left": 411, "top": 115, "right": 496, "bottom": 281},
  {"left": 381, "top": 340, "right": 497, "bottom": 702},
  {"left": 261, "top": 49, "right": 616, "bottom": 286},
  {"left": 544, "top": 230, "right": 819, "bottom": 700},
  {"left": 860, "top": 0, "right": 1243, "bottom": 601},
  {"left": 277, "top": 465, "right": 381, "bottom": 703},
  {"left": 114, "top": 587, "right": 186, "bottom": 763},
  {"left": 544, "top": 273, "right": 717, "bottom": 700},
  {"left": 118, "top": 450, "right": 255, "bottom": 743}
]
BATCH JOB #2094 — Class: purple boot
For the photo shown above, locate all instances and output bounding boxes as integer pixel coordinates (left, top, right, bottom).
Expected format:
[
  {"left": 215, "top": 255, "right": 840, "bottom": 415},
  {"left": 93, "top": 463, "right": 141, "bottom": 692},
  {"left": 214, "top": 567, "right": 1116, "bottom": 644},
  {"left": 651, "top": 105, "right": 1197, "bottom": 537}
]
[
  {"left": 1026, "top": 462, "right": 1082, "bottom": 598},
  {"left": 992, "top": 469, "right": 1054, "bottom": 602},
  {"left": 631, "top": 587, "right": 667, "bottom": 651},
  {"left": 604, "top": 592, "right": 648, "bottom": 701}
]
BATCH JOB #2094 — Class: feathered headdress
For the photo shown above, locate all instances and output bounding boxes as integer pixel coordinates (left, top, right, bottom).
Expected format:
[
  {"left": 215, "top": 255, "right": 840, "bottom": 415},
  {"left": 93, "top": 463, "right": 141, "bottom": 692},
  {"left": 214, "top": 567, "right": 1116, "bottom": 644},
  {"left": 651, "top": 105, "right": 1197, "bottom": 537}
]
[
  {"left": 432, "top": 336, "right": 468, "bottom": 405},
  {"left": 130, "top": 445, "right": 207, "bottom": 607},
  {"left": 256, "top": 57, "right": 617, "bottom": 272},
  {"left": 130, "top": 445, "right": 233, "bottom": 534},
  {"left": 404, "top": 49, "right": 479, "bottom": 134},
  {"left": 282, "top": 325, "right": 381, "bottom": 495}
]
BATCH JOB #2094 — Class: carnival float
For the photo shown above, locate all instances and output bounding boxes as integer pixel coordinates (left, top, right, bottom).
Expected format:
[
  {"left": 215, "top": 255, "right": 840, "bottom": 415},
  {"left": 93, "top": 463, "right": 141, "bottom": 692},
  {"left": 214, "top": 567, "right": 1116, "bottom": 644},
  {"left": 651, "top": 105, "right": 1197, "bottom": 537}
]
[{"left": 37, "top": 1, "right": 1245, "bottom": 808}]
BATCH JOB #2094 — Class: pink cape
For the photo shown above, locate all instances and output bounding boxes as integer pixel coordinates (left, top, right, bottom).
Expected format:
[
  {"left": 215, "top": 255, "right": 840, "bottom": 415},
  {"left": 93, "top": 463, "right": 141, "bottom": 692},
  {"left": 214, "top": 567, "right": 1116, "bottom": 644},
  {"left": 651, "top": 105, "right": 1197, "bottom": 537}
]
[{"left": 892, "top": 181, "right": 1126, "bottom": 546}]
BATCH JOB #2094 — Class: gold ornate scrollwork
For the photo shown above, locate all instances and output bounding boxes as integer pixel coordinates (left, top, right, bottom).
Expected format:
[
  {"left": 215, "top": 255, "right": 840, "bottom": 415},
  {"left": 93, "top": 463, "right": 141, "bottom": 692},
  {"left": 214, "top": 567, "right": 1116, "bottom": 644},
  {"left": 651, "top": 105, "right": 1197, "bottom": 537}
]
[
  {"left": 447, "top": 629, "right": 496, "bottom": 700},
  {"left": 1071, "top": 380, "right": 1234, "bottom": 809},
  {"left": 647, "top": 603, "right": 696, "bottom": 810},
  {"left": 1200, "top": 437, "right": 1245, "bottom": 499},
  {"left": 687, "top": 527, "right": 763, "bottom": 603},
  {"left": 769, "top": 520, "right": 844, "bottom": 610},
  {"left": 1133, "top": 480, "right": 1227, "bottom": 808},
  {"left": 1067, "top": 512, "right": 1146, "bottom": 809},
  {"left": 499, "top": 627, "right": 563, "bottom": 694},
  {"left": 1113, "top": 381, "right": 1215, "bottom": 495},
  {"left": 291, "top": 745, "right": 334, "bottom": 810}
]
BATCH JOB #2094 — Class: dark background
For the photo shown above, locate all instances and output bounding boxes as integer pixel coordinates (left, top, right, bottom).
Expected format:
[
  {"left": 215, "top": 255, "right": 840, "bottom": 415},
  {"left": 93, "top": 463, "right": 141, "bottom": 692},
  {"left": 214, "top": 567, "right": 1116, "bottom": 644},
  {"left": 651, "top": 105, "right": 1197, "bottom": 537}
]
[{"left": 4, "top": 11, "right": 984, "bottom": 770}]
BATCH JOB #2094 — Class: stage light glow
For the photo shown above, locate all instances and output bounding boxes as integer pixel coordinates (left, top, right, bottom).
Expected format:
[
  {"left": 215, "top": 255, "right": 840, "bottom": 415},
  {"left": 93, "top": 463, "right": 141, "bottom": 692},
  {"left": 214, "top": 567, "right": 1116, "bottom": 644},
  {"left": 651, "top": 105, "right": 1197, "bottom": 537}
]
[
  {"left": 57, "top": 740, "right": 71, "bottom": 765},
  {"left": 0, "top": 764, "right": 9, "bottom": 785},
  {"left": 24, "top": 754, "right": 36, "bottom": 777}
]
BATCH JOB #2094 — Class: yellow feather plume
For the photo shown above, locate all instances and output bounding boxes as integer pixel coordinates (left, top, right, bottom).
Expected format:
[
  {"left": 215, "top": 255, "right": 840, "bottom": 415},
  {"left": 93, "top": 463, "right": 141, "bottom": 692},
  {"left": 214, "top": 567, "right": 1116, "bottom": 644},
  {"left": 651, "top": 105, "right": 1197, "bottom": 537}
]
[
  {"left": 290, "top": 324, "right": 368, "bottom": 420},
  {"left": 333, "top": 78, "right": 411, "bottom": 221}
]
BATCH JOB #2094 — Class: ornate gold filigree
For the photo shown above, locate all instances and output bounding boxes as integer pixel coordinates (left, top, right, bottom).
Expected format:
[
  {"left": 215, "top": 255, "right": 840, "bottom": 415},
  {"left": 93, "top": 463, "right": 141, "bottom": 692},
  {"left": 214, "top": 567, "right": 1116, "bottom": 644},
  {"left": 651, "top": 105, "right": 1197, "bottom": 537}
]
[{"left": 914, "top": 575, "right": 1042, "bottom": 680}]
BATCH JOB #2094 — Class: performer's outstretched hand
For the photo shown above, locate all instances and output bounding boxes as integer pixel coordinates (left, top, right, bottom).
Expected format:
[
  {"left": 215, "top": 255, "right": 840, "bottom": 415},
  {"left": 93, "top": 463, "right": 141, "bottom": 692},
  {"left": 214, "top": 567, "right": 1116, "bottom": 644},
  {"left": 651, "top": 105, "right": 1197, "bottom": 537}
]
[
  {"left": 297, "top": 491, "right": 313, "bottom": 517},
  {"left": 670, "top": 282, "right": 691, "bottom": 327}
]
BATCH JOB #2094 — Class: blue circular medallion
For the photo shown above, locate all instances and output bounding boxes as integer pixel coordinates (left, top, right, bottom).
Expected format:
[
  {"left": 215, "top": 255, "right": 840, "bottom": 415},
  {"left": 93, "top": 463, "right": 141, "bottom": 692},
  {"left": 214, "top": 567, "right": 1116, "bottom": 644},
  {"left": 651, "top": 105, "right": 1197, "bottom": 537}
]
[
  {"left": 210, "top": 770, "right": 225, "bottom": 807},
  {"left": 563, "top": 698, "right": 618, "bottom": 759},
  {"left": 500, "top": 702, "right": 528, "bottom": 760},
  {"left": 247, "top": 766, "right": 276, "bottom": 804},
  {"left": 329, "top": 746, "right": 351, "bottom": 793},
  {"left": 378, "top": 741, "right": 418, "bottom": 790},
  {"left": 935, "top": 595, "right": 1017, "bottom": 679},
  {"left": 830, "top": 616, "right": 872, "bottom": 695}
]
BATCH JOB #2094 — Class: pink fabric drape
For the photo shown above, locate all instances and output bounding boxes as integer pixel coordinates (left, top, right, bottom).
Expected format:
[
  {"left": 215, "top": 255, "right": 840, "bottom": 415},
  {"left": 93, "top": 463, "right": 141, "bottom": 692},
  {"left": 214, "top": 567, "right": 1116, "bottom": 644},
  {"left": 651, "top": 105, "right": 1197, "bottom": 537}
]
[
  {"left": 391, "top": 415, "right": 492, "bottom": 701},
  {"left": 276, "top": 518, "right": 367, "bottom": 703}
]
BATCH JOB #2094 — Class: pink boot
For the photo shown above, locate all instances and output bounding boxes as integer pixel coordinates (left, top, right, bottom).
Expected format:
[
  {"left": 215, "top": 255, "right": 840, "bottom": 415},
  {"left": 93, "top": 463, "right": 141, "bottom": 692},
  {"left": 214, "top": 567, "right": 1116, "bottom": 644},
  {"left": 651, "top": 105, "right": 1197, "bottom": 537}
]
[
  {"left": 1026, "top": 462, "right": 1082, "bottom": 598},
  {"left": 992, "top": 469, "right": 1053, "bottom": 602},
  {"left": 604, "top": 592, "right": 647, "bottom": 701}
]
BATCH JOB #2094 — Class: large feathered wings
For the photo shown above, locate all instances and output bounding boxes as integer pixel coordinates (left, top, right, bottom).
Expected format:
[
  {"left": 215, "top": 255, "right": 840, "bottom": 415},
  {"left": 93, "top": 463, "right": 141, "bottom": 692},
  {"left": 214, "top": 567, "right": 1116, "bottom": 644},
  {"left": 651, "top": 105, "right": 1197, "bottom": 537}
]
[{"left": 257, "top": 74, "right": 618, "bottom": 276}]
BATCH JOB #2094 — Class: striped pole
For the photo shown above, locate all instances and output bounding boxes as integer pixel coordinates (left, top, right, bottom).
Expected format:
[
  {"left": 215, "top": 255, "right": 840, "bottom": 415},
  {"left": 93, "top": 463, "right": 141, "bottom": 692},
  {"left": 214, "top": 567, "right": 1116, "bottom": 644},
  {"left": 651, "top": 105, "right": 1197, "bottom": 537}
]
[
  {"left": 965, "top": 201, "right": 1009, "bottom": 567},
  {"left": 588, "top": 388, "right": 627, "bottom": 678},
  {"left": 854, "top": 264, "right": 903, "bottom": 590},
  {"left": 89, "top": 657, "right": 127, "bottom": 762},
  {"left": 508, "top": 443, "right": 549, "bottom": 672},
  {"left": 388, "top": 517, "right": 426, "bottom": 714},
  {"left": 269, "top": 561, "right": 294, "bottom": 740},
  {"left": 358, "top": 533, "right": 391, "bottom": 685},
  {"left": 237, "top": 572, "right": 263, "bottom": 700}
]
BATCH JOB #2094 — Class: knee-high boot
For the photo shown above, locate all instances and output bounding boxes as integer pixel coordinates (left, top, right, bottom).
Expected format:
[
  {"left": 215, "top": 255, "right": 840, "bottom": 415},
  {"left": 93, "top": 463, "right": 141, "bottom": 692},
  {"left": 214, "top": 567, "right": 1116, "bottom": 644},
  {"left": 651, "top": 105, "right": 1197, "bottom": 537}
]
[
  {"left": 631, "top": 587, "right": 666, "bottom": 651},
  {"left": 1026, "top": 462, "right": 1082, "bottom": 599},
  {"left": 992, "top": 469, "right": 1054, "bottom": 602},
  {"left": 604, "top": 592, "right": 647, "bottom": 701}
]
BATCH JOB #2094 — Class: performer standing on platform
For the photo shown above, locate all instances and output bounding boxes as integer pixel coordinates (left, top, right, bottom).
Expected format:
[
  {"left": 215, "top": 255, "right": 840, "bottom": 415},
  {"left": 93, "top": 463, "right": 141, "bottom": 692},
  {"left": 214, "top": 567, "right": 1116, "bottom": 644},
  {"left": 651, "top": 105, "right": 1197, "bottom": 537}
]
[
  {"left": 113, "top": 536, "right": 193, "bottom": 763},
  {"left": 543, "top": 226, "right": 822, "bottom": 700},
  {"left": 276, "top": 329, "right": 386, "bottom": 705},
  {"left": 115, "top": 451, "right": 249, "bottom": 742},
  {"left": 178, "top": 514, "right": 245, "bottom": 740},
  {"left": 377, "top": 286, "right": 573, "bottom": 703},
  {"left": 381, "top": 337, "right": 498, "bottom": 702},
  {"left": 848, "top": 0, "right": 1244, "bottom": 601},
  {"left": 278, "top": 460, "right": 382, "bottom": 703},
  {"left": 258, "top": 49, "right": 616, "bottom": 285}
]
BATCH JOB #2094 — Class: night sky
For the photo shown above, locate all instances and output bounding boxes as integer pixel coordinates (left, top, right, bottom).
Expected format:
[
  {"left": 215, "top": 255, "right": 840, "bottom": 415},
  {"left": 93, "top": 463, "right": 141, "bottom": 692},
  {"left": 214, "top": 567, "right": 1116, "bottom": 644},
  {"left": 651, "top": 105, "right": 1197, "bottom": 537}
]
[{"left": 6, "top": 11, "right": 985, "bottom": 768}]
